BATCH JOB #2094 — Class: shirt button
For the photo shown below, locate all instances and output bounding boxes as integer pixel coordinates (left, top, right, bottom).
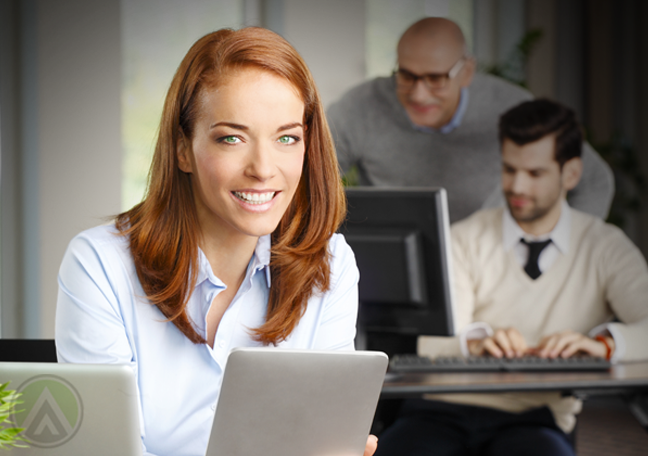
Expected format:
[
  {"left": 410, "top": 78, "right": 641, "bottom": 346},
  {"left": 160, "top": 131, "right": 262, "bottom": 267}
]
[
  {"left": 218, "top": 341, "right": 225, "bottom": 349},
  {"left": 211, "top": 404, "right": 216, "bottom": 411}
]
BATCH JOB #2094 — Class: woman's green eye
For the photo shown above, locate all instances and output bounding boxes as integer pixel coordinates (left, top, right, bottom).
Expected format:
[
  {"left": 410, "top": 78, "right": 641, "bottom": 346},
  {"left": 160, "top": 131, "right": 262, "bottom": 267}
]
[
  {"left": 278, "top": 135, "right": 296, "bottom": 144},
  {"left": 223, "top": 136, "right": 240, "bottom": 144}
]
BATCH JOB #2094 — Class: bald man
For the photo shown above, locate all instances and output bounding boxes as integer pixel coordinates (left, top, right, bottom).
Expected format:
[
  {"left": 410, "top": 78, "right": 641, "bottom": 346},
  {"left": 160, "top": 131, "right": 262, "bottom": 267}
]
[{"left": 327, "top": 18, "right": 613, "bottom": 223}]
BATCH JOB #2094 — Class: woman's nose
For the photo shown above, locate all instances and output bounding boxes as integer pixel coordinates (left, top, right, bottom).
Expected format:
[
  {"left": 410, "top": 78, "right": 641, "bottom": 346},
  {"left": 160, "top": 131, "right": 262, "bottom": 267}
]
[{"left": 245, "top": 143, "right": 276, "bottom": 182}]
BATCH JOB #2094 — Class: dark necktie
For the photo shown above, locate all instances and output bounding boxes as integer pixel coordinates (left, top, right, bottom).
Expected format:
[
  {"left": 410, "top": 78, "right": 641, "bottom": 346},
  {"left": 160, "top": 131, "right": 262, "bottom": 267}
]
[{"left": 521, "top": 239, "right": 552, "bottom": 279}]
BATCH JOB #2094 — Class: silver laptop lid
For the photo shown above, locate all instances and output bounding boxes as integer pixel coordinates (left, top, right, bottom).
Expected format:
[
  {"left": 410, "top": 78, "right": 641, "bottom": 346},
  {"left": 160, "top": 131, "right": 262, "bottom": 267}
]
[
  {"left": 206, "top": 348, "right": 388, "bottom": 456},
  {"left": 0, "top": 363, "right": 141, "bottom": 456}
]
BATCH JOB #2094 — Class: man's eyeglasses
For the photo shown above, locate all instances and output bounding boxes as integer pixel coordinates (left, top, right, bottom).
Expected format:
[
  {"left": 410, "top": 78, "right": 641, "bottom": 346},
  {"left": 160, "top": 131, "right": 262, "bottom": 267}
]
[{"left": 394, "top": 56, "right": 467, "bottom": 91}]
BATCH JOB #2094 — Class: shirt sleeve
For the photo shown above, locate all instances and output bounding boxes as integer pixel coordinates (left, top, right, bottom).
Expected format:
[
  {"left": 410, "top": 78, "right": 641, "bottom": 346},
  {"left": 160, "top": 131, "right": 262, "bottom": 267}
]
[
  {"left": 309, "top": 234, "right": 360, "bottom": 351},
  {"left": 56, "top": 232, "right": 135, "bottom": 364},
  {"left": 588, "top": 323, "right": 626, "bottom": 363},
  {"left": 459, "top": 322, "right": 494, "bottom": 357},
  {"left": 55, "top": 231, "right": 157, "bottom": 456},
  {"left": 599, "top": 227, "right": 648, "bottom": 362},
  {"left": 567, "top": 142, "right": 615, "bottom": 219}
]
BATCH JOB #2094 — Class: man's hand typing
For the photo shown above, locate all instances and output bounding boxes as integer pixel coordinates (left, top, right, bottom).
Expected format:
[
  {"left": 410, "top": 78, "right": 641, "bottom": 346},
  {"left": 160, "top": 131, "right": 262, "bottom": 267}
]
[
  {"left": 467, "top": 328, "right": 615, "bottom": 359},
  {"left": 533, "top": 330, "right": 614, "bottom": 359},
  {"left": 467, "top": 327, "right": 528, "bottom": 358}
]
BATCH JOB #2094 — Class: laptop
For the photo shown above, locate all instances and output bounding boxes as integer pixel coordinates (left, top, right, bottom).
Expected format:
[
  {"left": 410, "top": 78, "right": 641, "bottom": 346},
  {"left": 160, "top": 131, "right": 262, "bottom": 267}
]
[
  {"left": 0, "top": 362, "right": 142, "bottom": 456},
  {"left": 2, "top": 349, "right": 388, "bottom": 456},
  {"left": 206, "top": 348, "right": 389, "bottom": 456}
]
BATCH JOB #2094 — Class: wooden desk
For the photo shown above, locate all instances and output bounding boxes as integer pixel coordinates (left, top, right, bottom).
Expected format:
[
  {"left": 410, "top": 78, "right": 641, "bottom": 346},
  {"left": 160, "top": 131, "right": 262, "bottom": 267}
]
[{"left": 381, "top": 361, "right": 648, "bottom": 398}]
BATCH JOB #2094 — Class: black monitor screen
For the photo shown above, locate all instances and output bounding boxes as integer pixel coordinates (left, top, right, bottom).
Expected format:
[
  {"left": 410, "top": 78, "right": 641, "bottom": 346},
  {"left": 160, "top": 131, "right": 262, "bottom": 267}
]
[{"left": 341, "top": 188, "right": 455, "bottom": 341}]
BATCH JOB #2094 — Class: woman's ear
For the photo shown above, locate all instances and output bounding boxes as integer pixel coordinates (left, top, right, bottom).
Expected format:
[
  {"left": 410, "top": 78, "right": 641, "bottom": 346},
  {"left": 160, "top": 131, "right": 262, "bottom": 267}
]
[
  {"left": 561, "top": 157, "right": 583, "bottom": 191},
  {"left": 177, "top": 133, "right": 193, "bottom": 173}
]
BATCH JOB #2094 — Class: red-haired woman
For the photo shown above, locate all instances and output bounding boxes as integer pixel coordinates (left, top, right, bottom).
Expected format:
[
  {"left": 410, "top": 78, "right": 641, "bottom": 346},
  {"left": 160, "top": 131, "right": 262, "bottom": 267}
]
[{"left": 56, "top": 28, "right": 376, "bottom": 456}]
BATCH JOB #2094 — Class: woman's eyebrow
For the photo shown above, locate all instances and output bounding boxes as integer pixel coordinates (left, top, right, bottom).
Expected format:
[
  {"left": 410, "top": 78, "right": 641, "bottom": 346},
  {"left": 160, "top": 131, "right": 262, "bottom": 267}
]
[
  {"left": 209, "top": 122, "right": 248, "bottom": 130},
  {"left": 209, "top": 122, "right": 303, "bottom": 132},
  {"left": 277, "top": 122, "right": 303, "bottom": 132}
]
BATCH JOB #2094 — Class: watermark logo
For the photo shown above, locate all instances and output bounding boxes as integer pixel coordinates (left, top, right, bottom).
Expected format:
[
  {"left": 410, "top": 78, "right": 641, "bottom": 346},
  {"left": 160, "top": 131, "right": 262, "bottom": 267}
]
[{"left": 12, "top": 376, "right": 83, "bottom": 448}]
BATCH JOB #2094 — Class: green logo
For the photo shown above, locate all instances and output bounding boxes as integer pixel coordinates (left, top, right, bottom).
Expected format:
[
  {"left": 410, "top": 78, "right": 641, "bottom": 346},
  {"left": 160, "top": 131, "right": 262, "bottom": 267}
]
[{"left": 12, "top": 375, "right": 83, "bottom": 448}]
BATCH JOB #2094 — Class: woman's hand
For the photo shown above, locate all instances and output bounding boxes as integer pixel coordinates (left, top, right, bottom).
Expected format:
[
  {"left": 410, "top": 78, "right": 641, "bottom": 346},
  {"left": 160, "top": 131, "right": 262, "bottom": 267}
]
[{"left": 364, "top": 434, "right": 378, "bottom": 456}]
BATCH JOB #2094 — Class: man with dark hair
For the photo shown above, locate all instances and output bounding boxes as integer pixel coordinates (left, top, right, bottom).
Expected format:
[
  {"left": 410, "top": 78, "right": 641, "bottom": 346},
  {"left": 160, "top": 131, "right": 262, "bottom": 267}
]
[
  {"left": 374, "top": 99, "right": 648, "bottom": 456},
  {"left": 498, "top": 98, "right": 583, "bottom": 168},
  {"left": 327, "top": 17, "right": 613, "bottom": 223}
]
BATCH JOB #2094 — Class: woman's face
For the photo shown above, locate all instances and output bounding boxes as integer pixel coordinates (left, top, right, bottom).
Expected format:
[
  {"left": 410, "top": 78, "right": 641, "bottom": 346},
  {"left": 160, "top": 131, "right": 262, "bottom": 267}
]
[{"left": 178, "top": 67, "right": 305, "bottom": 242}]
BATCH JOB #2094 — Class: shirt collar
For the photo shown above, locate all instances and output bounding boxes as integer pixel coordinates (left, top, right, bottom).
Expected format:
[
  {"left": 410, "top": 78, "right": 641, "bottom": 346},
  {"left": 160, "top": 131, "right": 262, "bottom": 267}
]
[
  {"left": 411, "top": 87, "right": 469, "bottom": 134},
  {"left": 502, "top": 200, "right": 571, "bottom": 254},
  {"left": 253, "top": 234, "right": 272, "bottom": 287},
  {"left": 195, "top": 234, "right": 272, "bottom": 288}
]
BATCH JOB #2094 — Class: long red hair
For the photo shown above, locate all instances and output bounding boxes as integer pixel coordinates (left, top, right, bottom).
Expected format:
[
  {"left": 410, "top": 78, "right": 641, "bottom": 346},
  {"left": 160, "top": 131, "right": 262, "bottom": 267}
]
[{"left": 116, "top": 28, "right": 346, "bottom": 345}]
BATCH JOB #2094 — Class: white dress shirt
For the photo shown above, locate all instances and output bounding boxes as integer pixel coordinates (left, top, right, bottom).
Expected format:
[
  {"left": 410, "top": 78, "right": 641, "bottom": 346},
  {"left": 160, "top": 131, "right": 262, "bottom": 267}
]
[
  {"left": 503, "top": 200, "right": 571, "bottom": 273},
  {"left": 459, "top": 201, "right": 624, "bottom": 360},
  {"left": 56, "top": 224, "right": 359, "bottom": 456}
]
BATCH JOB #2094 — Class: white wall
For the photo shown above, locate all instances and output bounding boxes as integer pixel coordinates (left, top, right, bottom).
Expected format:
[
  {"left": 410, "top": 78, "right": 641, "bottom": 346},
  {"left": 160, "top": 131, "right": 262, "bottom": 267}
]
[
  {"left": 282, "top": 0, "right": 366, "bottom": 108},
  {"left": 0, "top": 0, "right": 22, "bottom": 337},
  {"left": 36, "top": 0, "right": 122, "bottom": 337},
  {"left": 2, "top": 0, "right": 122, "bottom": 337}
]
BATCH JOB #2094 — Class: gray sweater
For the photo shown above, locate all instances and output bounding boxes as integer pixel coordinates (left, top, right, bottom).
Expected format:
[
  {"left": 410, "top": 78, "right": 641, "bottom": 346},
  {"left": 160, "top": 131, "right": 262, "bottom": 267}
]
[{"left": 328, "top": 73, "right": 614, "bottom": 223}]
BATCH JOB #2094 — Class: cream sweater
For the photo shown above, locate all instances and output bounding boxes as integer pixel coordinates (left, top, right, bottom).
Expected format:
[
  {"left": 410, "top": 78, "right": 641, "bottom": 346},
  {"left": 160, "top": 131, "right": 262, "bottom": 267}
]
[{"left": 418, "top": 207, "right": 648, "bottom": 432}]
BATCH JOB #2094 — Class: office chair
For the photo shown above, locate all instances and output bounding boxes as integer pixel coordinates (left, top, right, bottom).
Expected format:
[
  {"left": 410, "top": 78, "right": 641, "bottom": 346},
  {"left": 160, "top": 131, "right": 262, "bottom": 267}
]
[{"left": 0, "top": 339, "right": 57, "bottom": 362}]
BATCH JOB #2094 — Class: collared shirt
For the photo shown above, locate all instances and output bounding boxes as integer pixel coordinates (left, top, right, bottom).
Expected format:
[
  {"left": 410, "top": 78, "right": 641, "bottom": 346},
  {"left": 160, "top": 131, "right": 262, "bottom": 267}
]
[
  {"left": 56, "top": 224, "right": 359, "bottom": 456},
  {"left": 502, "top": 199, "right": 571, "bottom": 273},
  {"left": 411, "top": 87, "right": 470, "bottom": 134}
]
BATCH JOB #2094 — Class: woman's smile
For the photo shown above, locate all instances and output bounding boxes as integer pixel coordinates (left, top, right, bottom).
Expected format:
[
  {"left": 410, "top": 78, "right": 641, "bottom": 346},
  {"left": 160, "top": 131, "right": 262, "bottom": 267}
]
[{"left": 232, "top": 191, "right": 277, "bottom": 205}]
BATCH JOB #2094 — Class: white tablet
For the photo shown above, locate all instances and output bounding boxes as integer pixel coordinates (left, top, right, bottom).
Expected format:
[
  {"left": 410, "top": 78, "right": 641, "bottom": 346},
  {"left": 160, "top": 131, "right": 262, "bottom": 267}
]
[{"left": 206, "top": 348, "right": 388, "bottom": 456}]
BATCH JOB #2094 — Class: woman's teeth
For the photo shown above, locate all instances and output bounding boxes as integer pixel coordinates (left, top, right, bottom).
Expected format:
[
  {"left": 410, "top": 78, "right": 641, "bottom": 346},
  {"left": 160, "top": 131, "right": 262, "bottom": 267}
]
[{"left": 234, "top": 191, "right": 275, "bottom": 204}]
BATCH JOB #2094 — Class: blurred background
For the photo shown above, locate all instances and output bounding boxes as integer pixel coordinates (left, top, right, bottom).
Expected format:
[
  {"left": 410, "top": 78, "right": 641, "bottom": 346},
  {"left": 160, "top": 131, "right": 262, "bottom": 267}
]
[{"left": 1, "top": 0, "right": 647, "bottom": 338}]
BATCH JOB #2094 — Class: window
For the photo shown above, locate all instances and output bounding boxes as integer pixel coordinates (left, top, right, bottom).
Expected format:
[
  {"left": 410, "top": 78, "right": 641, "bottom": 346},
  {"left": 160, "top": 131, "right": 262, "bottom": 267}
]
[{"left": 121, "top": 0, "right": 244, "bottom": 210}]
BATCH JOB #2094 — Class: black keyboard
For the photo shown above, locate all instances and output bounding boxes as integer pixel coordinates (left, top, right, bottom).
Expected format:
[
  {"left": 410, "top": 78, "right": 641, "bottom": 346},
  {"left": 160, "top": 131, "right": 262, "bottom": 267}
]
[{"left": 389, "top": 354, "right": 611, "bottom": 373}]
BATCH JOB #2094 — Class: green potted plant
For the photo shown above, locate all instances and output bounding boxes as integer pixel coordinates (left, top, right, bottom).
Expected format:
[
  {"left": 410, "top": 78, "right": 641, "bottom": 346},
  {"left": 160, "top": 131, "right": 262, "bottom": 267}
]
[{"left": 0, "top": 382, "right": 29, "bottom": 450}]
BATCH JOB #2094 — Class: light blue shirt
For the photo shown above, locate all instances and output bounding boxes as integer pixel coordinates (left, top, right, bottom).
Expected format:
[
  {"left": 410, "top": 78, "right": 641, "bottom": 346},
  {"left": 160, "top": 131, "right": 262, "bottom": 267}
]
[
  {"left": 411, "top": 87, "right": 470, "bottom": 134},
  {"left": 55, "top": 224, "right": 359, "bottom": 456}
]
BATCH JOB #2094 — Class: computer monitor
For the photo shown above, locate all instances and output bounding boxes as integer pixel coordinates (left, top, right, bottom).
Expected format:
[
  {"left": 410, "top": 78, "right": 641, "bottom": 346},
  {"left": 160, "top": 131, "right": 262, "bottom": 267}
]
[{"left": 341, "top": 187, "right": 455, "bottom": 354}]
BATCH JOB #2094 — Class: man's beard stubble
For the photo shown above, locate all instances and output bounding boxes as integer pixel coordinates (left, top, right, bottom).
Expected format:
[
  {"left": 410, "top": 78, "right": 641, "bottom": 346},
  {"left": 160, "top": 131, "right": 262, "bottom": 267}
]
[{"left": 504, "top": 191, "right": 555, "bottom": 224}]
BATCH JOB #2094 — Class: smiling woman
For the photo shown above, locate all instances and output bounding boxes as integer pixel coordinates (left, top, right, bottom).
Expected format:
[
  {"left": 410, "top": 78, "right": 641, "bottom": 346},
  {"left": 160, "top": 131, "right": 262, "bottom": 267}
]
[
  {"left": 54, "top": 28, "right": 373, "bottom": 456},
  {"left": 176, "top": 67, "right": 308, "bottom": 347},
  {"left": 177, "top": 69, "right": 306, "bottom": 247}
]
